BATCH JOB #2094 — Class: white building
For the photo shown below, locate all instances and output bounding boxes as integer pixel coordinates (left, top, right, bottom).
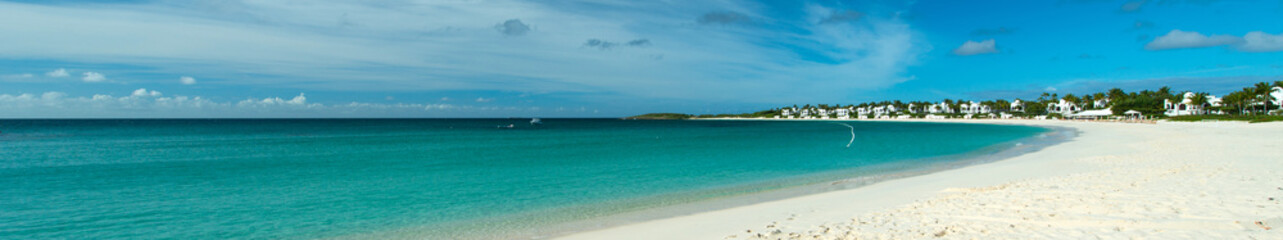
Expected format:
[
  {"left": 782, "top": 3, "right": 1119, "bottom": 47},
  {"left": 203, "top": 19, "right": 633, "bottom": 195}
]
[
  {"left": 959, "top": 101, "right": 991, "bottom": 115},
  {"left": 1165, "top": 92, "right": 1222, "bottom": 116},
  {"left": 834, "top": 108, "right": 851, "bottom": 119},
  {"left": 1010, "top": 100, "right": 1025, "bottom": 112},
  {"left": 1273, "top": 87, "right": 1283, "bottom": 111},
  {"left": 907, "top": 103, "right": 918, "bottom": 114},
  {"left": 928, "top": 102, "right": 952, "bottom": 114},
  {"left": 872, "top": 106, "right": 889, "bottom": 117},
  {"left": 1046, "top": 99, "right": 1080, "bottom": 115}
]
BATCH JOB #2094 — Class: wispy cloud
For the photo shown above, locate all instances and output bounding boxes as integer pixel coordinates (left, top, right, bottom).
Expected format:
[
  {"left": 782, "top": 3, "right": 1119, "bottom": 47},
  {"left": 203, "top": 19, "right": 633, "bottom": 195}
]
[
  {"left": 1238, "top": 31, "right": 1283, "bottom": 52},
  {"left": 1145, "top": 29, "right": 1283, "bottom": 52},
  {"left": 953, "top": 39, "right": 999, "bottom": 56},
  {"left": 46, "top": 68, "right": 69, "bottom": 77},
  {"left": 0, "top": 89, "right": 525, "bottom": 118},
  {"left": 180, "top": 76, "right": 197, "bottom": 85},
  {"left": 1119, "top": 0, "right": 1149, "bottom": 12},
  {"left": 495, "top": 19, "right": 531, "bottom": 36},
  {"left": 82, "top": 72, "right": 106, "bottom": 82},
  {"left": 817, "top": 10, "right": 863, "bottom": 25}
]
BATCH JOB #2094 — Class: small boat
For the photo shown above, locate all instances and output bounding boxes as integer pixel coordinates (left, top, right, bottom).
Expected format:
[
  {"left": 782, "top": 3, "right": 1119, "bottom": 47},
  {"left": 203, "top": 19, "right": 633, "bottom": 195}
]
[
  {"left": 530, "top": 118, "right": 542, "bottom": 125},
  {"left": 497, "top": 124, "right": 515, "bottom": 129}
]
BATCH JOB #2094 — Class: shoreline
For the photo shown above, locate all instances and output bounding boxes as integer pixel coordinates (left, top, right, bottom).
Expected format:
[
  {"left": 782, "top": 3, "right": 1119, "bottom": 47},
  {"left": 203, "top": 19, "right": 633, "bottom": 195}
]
[
  {"left": 555, "top": 119, "right": 1283, "bottom": 239},
  {"left": 501, "top": 121, "right": 1070, "bottom": 240}
]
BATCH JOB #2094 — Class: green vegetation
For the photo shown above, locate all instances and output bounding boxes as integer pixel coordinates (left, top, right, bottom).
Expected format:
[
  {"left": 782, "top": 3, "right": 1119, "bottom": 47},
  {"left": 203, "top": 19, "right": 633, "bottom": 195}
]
[
  {"left": 623, "top": 113, "right": 692, "bottom": 120},
  {"left": 1168, "top": 115, "right": 1283, "bottom": 123}
]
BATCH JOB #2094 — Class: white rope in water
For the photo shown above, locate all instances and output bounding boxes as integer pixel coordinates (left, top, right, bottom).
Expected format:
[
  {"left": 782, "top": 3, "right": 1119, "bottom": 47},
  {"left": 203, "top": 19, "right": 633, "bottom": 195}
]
[{"left": 836, "top": 123, "right": 854, "bottom": 148}]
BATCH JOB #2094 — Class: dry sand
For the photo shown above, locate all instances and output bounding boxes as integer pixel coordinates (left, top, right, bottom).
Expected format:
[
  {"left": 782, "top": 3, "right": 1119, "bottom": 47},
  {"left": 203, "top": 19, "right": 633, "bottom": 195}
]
[{"left": 555, "top": 120, "right": 1283, "bottom": 239}]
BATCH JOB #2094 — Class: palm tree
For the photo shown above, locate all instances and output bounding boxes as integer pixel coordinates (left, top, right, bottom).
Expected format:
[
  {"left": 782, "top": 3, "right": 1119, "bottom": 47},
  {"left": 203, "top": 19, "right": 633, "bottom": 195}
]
[
  {"left": 1189, "top": 92, "right": 1209, "bottom": 115},
  {"left": 995, "top": 99, "right": 1011, "bottom": 112},
  {"left": 1255, "top": 82, "right": 1273, "bottom": 114},
  {"left": 1107, "top": 88, "right": 1127, "bottom": 102}
]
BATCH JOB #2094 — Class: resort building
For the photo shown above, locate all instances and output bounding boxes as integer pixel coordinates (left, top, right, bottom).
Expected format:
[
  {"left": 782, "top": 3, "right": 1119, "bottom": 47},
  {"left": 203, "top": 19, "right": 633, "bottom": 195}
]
[
  {"left": 1164, "top": 92, "right": 1222, "bottom": 116},
  {"left": 834, "top": 108, "right": 850, "bottom": 119},
  {"left": 959, "top": 101, "right": 991, "bottom": 115},
  {"left": 1273, "top": 87, "right": 1283, "bottom": 111},
  {"left": 1010, "top": 100, "right": 1025, "bottom": 112},
  {"left": 907, "top": 103, "right": 918, "bottom": 114},
  {"left": 1046, "top": 99, "right": 1080, "bottom": 115},
  {"left": 927, "top": 102, "right": 952, "bottom": 114}
]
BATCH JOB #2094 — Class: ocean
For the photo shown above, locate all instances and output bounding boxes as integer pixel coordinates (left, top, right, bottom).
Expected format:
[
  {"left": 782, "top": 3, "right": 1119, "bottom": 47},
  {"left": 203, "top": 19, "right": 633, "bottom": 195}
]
[{"left": 0, "top": 119, "right": 1051, "bottom": 239}]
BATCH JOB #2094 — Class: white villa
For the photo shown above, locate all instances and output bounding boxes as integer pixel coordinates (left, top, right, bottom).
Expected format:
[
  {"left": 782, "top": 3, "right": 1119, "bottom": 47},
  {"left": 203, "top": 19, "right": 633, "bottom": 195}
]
[
  {"left": 1045, "top": 99, "right": 1080, "bottom": 115},
  {"left": 1273, "top": 87, "right": 1283, "bottom": 111},
  {"left": 1164, "top": 92, "right": 1222, "bottom": 116},
  {"left": 927, "top": 102, "right": 952, "bottom": 114},
  {"left": 959, "top": 101, "right": 991, "bottom": 115},
  {"left": 834, "top": 108, "right": 851, "bottom": 119},
  {"left": 1010, "top": 99, "right": 1024, "bottom": 112}
]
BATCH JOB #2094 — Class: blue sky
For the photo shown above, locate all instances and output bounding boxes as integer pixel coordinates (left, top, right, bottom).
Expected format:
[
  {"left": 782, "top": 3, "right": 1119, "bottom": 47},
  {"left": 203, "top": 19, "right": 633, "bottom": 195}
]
[{"left": 1, "top": 0, "right": 1281, "bottom": 118}]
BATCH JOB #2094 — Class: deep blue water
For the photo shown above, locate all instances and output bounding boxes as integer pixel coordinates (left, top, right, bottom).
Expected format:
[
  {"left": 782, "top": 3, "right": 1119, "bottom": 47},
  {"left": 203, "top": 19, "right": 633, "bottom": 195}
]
[{"left": 0, "top": 119, "right": 1047, "bottom": 239}]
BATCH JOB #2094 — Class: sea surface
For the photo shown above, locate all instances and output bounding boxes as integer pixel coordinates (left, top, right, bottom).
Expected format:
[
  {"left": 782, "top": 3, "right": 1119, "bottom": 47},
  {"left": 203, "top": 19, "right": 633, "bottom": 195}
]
[{"left": 0, "top": 119, "right": 1050, "bottom": 239}]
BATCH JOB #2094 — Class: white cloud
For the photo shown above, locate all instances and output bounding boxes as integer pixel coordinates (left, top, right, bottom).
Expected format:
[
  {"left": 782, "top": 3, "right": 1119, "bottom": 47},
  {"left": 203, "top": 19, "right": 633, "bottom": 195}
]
[
  {"left": 1237, "top": 31, "right": 1283, "bottom": 52},
  {"left": 82, "top": 72, "right": 106, "bottom": 82},
  {"left": 46, "top": 68, "right": 69, "bottom": 77},
  {"left": 131, "top": 88, "right": 162, "bottom": 97},
  {"left": 42, "top": 92, "right": 66, "bottom": 100},
  {"left": 239, "top": 93, "right": 308, "bottom": 106},
  {"left": 1144, "top": 29, "right": 1244, "bottom": 50},
  {"left": 180, "top": 76, "right": 197, "bottom": 85},
  {"left": 440, "top": 97, "right": 451, "bottom": 101},
  {"left": 475, "top": 97, "right": 493, "bottom": 103},
  {"left": 952, "top": 39, "right": 998, "bottom": 56},
  {"left": 1044, "top": 86, "right": 1058, "bottom": 92}
]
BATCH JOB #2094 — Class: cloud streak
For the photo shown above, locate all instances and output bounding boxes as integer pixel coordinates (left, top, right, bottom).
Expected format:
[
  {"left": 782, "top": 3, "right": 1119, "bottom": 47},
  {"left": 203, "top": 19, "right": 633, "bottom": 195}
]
[
  {"left": 1145, "top": 29, "right": 1283, "bottom": 52},
  {"left": 82, "top": 72, "right": 106, "bottom": 82},
  {"left": 953, "top": 39, "right": 999, "bottom": 56},
  {"left": 46, "top": 68, "right": 69, "bottom": 77},
  {"left": 0, "top": 89, "right": 532, "bottom": 118}
]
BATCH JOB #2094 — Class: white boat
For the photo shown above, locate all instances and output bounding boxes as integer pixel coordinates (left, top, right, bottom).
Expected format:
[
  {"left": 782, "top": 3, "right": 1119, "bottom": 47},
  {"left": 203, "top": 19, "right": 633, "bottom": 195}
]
[{"left": 530, "top": 118, "right": 542, "bottom": 125}]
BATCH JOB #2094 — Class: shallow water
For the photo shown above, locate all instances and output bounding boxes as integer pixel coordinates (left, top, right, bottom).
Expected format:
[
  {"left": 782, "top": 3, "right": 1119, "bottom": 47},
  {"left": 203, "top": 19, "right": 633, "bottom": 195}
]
[{"left": 0, "top": 119, "right": 1047, "bottom": 239}]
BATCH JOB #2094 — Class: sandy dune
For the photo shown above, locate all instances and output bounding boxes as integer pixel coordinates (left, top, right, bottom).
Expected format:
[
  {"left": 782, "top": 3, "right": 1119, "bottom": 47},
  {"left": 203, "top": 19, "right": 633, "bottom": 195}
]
[{"left": 555, "top": 120, "right": 1283, "bottom": 239}]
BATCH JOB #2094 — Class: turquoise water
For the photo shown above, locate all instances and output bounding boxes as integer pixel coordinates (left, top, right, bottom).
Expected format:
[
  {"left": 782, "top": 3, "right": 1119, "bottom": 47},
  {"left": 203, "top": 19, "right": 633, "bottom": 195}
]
[{"left": 0, "top": 119, "right": 1047, "bottom": 239}]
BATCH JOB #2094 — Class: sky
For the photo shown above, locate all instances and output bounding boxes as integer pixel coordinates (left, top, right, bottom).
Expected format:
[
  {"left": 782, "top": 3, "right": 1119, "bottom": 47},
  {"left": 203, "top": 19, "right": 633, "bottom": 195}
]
[{"left": 1, "top": 0, "right": 1281, "bottom": 118}]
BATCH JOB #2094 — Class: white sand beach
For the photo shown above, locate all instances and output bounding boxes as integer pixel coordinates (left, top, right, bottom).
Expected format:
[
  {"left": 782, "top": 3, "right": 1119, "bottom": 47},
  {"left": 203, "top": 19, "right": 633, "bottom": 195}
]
[{"left": 556, "top": 120, "right": 1283, "bottom": 239}]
